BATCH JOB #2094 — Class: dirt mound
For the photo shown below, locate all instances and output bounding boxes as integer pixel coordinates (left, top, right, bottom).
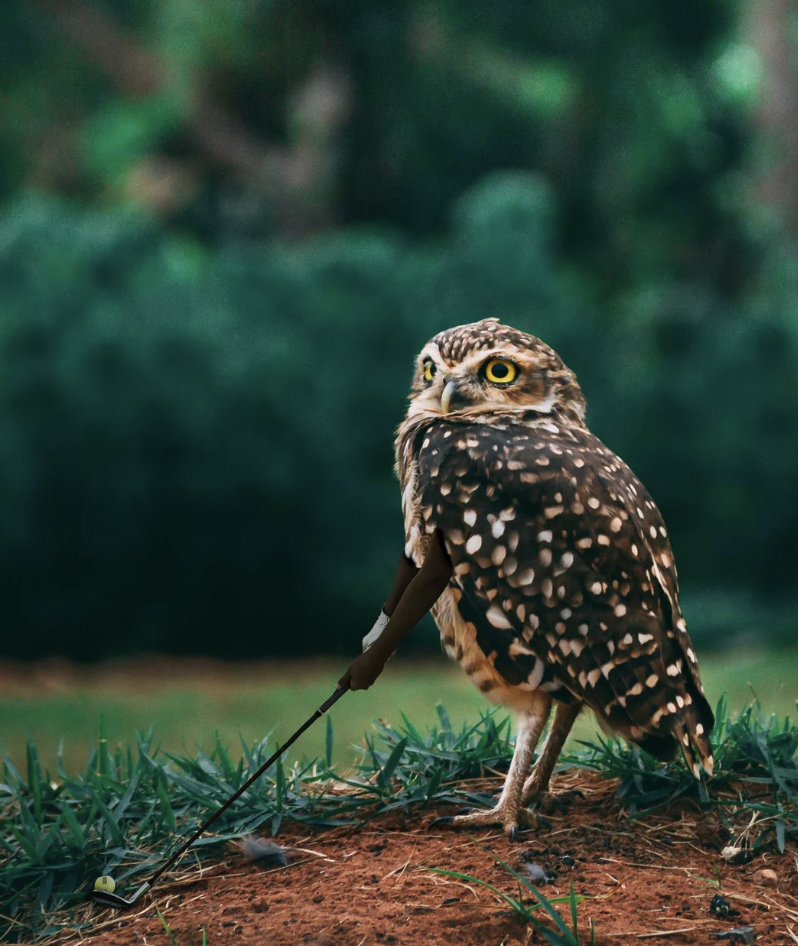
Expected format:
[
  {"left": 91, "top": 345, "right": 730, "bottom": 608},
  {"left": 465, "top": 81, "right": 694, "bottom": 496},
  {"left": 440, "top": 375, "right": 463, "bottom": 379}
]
[{"left": 62, "top": 771, "right": 796, "bottom": 946}]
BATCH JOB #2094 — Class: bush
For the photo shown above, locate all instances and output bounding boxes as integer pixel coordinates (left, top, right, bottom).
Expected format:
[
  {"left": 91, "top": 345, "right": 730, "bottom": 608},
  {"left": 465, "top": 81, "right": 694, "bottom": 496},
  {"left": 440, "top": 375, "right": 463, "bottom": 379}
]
[{"left": 0, "top": 177, "right": 796, "bottom": 660}]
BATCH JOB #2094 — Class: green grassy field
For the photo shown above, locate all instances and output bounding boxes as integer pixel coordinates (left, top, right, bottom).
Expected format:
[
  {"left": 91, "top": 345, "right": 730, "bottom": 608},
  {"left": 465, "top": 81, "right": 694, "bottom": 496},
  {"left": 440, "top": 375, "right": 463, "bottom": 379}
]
[{"left": 1, "top": 648, "right": 796, "bottom": 778}]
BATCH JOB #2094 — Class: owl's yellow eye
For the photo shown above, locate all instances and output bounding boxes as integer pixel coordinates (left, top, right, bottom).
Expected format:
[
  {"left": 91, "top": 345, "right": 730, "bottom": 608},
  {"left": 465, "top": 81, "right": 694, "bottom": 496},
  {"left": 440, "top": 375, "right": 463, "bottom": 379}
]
[
  {"left": 484, "top": 359, "right": 517, "bottom": 384},
  {"left": 423, "top": 360, "right": 437, "bottom": 383}
]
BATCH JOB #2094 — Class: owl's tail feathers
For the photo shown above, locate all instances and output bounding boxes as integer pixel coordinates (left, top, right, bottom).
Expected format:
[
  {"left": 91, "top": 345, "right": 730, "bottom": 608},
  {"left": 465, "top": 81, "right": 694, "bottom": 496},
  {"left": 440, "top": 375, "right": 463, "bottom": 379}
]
[{"left": 672, "top": 705, "right": 714, "bottom": 780}]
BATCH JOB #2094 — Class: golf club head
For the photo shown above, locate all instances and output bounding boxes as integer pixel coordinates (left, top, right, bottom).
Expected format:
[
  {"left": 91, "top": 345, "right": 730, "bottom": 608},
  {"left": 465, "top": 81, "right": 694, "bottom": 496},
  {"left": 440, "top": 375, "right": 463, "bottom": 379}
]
[{"left": 92, "top": 881, "right": 151, "bottom": 910}]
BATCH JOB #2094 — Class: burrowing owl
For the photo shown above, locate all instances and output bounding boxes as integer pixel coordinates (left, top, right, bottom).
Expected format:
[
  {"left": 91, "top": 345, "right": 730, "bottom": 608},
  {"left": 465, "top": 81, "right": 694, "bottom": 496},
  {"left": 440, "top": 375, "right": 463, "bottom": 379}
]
[{"left": 395, "top": 318, "right": 714, "bottom": 837}]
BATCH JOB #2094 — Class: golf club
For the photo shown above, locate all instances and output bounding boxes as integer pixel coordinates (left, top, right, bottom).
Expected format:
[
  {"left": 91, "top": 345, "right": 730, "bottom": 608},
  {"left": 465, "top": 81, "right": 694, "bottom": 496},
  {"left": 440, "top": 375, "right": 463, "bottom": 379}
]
[{"left": 91, "top": 682, "right": 350, "bottom": 910}]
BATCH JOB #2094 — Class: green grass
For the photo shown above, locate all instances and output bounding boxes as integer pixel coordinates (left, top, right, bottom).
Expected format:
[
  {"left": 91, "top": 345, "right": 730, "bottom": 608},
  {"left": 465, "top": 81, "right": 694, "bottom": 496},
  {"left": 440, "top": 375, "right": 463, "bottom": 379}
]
[
  {"left": 1, "top": 689, "right": 797, "bottom": 944},
  {"left": 424, "top": 837, "right": 595, "bottom": 945},
  {"left": 1, "top": 647, "right": 796, "bottom": 778},
  {"left": 156, "top": 905, "right": 206, "bottom": 946}
]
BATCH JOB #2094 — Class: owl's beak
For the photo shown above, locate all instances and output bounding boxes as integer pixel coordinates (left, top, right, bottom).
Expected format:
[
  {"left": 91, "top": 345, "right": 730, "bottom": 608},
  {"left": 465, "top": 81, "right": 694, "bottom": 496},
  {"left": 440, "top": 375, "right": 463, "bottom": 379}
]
[{"left": 440, "top": 379, "right": 458, "bottom": 415}]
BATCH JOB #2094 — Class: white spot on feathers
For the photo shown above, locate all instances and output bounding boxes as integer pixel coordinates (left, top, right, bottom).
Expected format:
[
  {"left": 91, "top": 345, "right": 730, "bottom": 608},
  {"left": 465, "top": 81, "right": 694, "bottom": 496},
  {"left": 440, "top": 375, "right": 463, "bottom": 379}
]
[
  {"left": 466, "top": 535, "right": 482, "bottom": 554},
  {"left": 527, "top": 659, "right": 545, "bottom": 688},
  {"left": 509, "top": 639, "right": 536, "bottom": 656},
  {"left": 486, "top": 604, "right": 513, "bottom": 629}
]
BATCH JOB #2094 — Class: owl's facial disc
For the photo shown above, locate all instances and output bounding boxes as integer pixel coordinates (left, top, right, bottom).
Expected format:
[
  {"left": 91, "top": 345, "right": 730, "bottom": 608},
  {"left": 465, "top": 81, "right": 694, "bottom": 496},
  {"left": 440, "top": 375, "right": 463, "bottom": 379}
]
[
  {"left": 407, "top": 321, "right": 588, "bottom": 425},
  {"left": 412, "top": 345, "right": 537, "bottom": 417}
]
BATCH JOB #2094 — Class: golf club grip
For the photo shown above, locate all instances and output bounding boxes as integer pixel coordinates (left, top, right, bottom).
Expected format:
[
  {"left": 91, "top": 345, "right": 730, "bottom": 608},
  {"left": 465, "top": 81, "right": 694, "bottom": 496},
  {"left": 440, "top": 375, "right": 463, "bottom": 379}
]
[
  {"left": 148, "top": 682, "right": 349, "bottom": 886},
  {"left": 317, "top": 681, "right": 350, "bottom": 714}
]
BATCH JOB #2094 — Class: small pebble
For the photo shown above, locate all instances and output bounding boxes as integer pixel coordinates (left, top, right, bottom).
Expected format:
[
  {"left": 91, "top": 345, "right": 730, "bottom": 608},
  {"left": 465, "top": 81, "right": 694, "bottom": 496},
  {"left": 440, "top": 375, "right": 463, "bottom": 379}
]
[
  {"left": 561, "top": 855, "right": 575, "bottom": 867},
  {"left": 250, "top": 896, "right": 270, "bottom": 913},
  {"left": 752, "top": 868, "right": 777, "bottom": 887}
]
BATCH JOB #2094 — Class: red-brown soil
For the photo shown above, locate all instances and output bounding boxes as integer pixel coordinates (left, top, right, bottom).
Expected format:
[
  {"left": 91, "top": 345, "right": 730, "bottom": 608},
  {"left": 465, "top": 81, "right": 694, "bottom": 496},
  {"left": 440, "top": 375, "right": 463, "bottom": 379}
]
[{"left": 59, "top": 770, "right": 798, "bottom": 946}]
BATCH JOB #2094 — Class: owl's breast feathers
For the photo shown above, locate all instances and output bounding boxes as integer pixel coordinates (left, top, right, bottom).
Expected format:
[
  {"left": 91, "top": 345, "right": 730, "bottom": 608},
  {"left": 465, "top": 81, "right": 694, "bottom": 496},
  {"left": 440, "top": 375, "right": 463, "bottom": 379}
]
[{"left": 402, "top": 411, "right": 714, "bottom": 771}]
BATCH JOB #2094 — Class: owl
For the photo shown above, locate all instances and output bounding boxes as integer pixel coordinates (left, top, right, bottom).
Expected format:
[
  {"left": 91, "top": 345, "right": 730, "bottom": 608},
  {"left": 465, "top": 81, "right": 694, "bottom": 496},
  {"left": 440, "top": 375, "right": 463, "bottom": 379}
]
[{"left": 395, "top": 318, "right": 714, "bottom": 838}]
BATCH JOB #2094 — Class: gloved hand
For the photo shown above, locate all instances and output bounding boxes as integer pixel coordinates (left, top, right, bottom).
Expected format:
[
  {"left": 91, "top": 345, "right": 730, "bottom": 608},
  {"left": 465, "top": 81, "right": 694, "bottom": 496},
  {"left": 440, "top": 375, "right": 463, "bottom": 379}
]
[
  {"left": 362, "top": 608, "right": 390, "bottom": 653},
  {"left": 337, "top": 647, "right": 387, "bottom": 691}
]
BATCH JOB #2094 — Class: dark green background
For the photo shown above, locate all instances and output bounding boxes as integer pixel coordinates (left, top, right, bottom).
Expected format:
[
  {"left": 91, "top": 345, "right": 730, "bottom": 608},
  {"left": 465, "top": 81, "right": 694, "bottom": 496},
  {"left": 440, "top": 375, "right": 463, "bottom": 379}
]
[{"left": 0, "top": 0, "right": 795, "bottom": 660}]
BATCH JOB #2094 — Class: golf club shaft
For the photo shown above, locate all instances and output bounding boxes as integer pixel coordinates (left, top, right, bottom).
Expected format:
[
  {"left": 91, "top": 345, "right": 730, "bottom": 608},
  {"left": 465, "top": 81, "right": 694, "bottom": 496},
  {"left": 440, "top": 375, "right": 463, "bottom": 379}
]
[{"left": 145, "top": 683, "right": 350, "bottom": 887}]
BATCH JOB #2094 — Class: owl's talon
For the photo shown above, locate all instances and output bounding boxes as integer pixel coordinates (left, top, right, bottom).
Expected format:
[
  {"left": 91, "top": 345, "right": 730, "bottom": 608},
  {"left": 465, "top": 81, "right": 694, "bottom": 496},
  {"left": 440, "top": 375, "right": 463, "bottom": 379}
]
[
  {"left": 433, "top": 804, "right": 535, "bottom": 837},
  {"left": 523, "top": 787, "right": 583, "bottom": 814},
  {"left": 429, "top": 816, "right": 455, "bottom": 828}
]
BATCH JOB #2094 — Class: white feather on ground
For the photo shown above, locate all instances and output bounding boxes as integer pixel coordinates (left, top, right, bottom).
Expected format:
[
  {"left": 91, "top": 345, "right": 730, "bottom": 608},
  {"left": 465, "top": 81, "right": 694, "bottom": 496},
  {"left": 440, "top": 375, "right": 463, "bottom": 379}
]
[{"left": 239, "top": 835, "right": 291, "bottom": 867}]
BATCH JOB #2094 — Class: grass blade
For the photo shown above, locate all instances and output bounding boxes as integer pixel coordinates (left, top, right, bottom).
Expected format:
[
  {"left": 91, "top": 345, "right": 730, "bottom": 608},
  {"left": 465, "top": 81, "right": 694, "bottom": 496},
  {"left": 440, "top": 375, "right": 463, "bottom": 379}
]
[
  {"left": 467, "top": 835, "right": 574, "bottom": 938},
  {"left": 377, "top": 737, "right": 408, "bottom": 792},
  {"left": 325, "top": 715, "right": 333, "bottom": 768},
  {"left": 155, "top": 904, "right": 180, "bottom": 946}
]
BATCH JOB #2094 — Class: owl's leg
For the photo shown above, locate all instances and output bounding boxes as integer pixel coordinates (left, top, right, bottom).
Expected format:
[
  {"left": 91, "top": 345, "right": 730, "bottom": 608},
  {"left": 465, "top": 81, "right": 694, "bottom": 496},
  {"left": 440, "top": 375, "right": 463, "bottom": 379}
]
[
  {"left": 521, "top": 700, "right": 582, "bottom": 810},
  {"left": 433, "top": 695, "right": 552, "bottom": 840}
]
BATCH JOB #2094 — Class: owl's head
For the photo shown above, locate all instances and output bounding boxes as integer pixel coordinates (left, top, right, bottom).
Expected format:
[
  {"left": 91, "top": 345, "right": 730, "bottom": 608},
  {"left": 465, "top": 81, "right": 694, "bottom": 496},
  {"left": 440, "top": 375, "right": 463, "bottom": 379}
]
[{"left": 406, "top": 318, "right": 586, "bottom": 424}]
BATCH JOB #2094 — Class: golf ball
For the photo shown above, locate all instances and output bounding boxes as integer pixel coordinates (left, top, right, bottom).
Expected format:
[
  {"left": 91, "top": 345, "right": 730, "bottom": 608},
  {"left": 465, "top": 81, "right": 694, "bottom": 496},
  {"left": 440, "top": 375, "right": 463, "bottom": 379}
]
[{"left": 94, "top": 875, "right": 116, "bottom": 893}]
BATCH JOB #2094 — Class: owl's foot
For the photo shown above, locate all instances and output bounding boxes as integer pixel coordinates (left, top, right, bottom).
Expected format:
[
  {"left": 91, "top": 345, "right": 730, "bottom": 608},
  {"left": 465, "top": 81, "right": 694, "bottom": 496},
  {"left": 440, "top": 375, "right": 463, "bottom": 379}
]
[
  {"left": 430, "top": 802, "right": 537, "bottom": 841},
  {"left": 521, "top": 784, "right": 584, "bottom": 814}
]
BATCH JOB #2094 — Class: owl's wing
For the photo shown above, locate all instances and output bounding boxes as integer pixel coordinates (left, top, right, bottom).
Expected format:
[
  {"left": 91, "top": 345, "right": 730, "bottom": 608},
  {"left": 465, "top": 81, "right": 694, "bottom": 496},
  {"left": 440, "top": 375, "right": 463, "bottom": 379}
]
[{"left": 416, "top": 417, "right": 713, "bottom": 773}]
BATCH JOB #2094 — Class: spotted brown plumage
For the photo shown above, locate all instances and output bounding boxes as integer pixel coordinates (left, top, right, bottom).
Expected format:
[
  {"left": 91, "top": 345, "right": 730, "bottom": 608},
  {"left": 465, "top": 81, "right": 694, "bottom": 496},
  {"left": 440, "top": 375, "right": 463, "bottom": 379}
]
[{"left": 395, "top": 318, "right": 714, "bottom": 836}]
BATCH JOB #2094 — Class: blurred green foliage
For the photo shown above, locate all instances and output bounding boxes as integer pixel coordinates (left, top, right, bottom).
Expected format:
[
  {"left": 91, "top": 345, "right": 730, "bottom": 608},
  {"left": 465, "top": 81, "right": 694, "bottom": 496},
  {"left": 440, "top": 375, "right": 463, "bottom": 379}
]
[
  {"left": 0, "top": 0, "right": 754, "bottom": 297},
  {"left": 0, "top": 0, "right": 796, "bottom": 659},
  {"left": 0, "top": 173, "right": 796, "bottom": 660}
]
